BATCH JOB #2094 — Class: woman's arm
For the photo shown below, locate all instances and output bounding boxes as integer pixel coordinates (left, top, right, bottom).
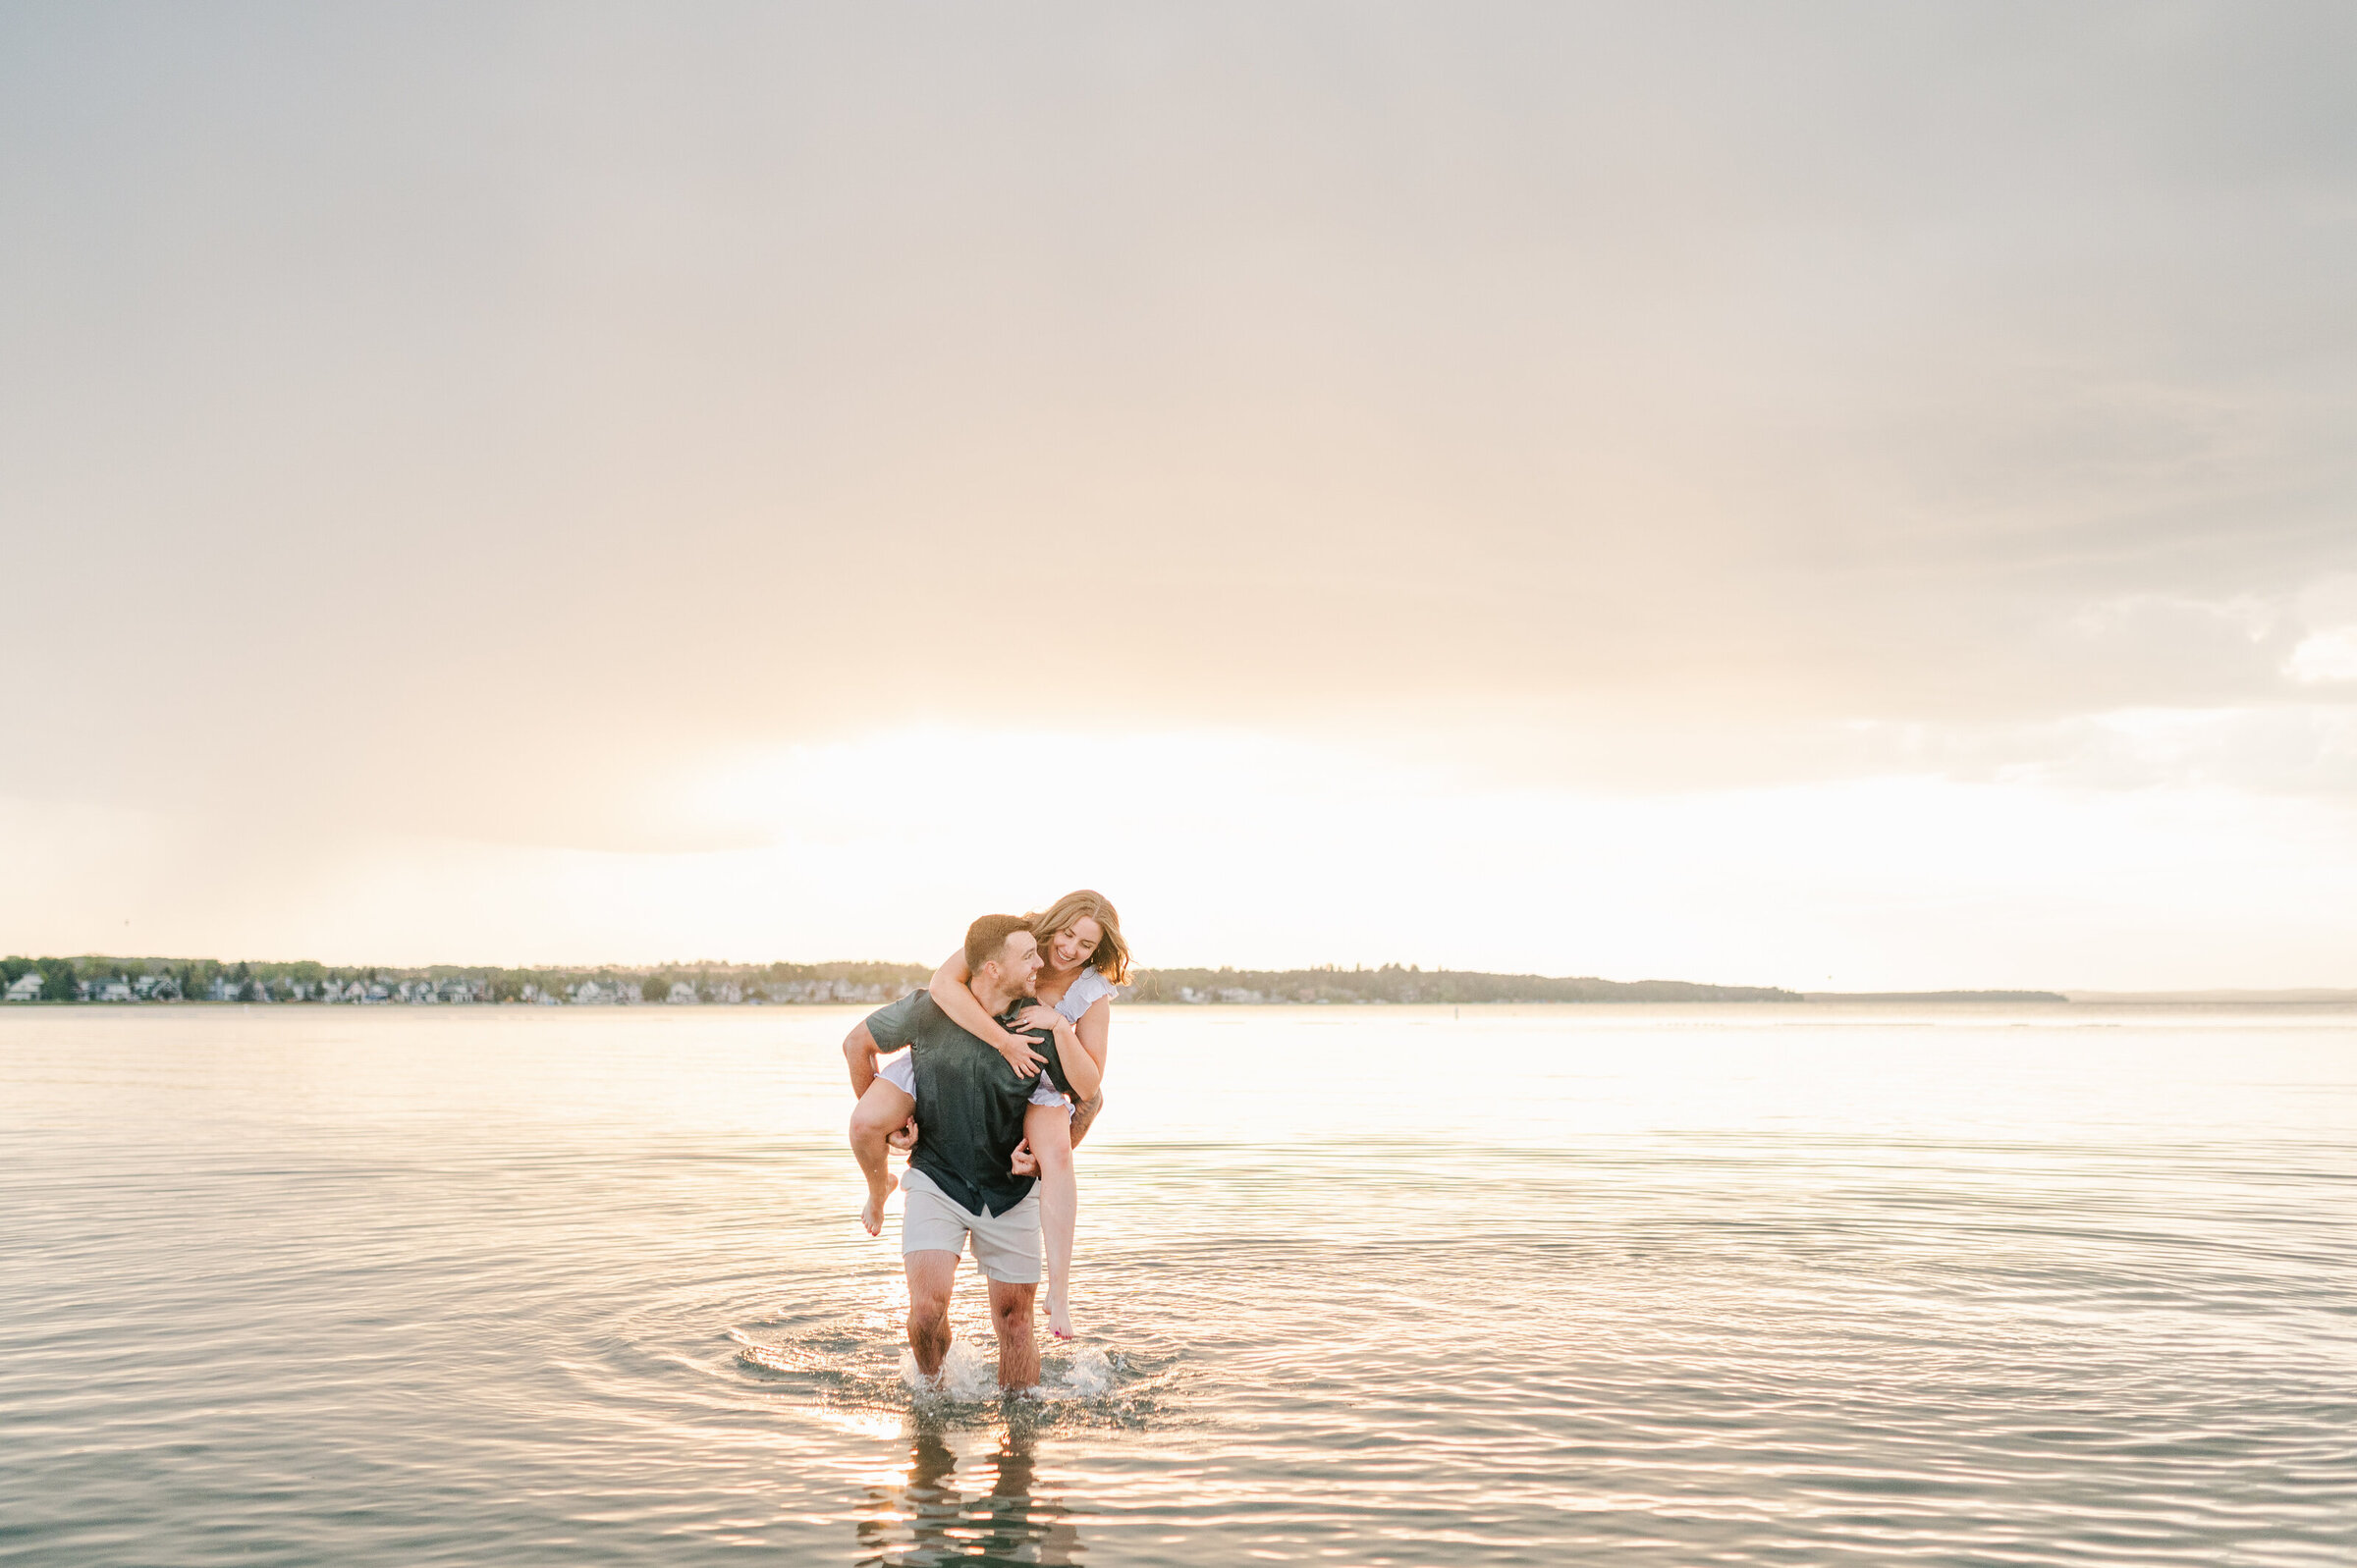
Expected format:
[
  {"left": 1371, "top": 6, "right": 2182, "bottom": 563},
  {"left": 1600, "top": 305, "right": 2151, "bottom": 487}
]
[
  {"left": 927, "top": 949, "right": 1042, "bottom": 1070},
  {"left": 1010, "top": 995, "right": 1109, "bottom": 1108},
  {"left": 1072, "top": 996, "right": 1110, "bottom": 1075},
  {"left": 1068, "top": 997, "right": 1110, "bottom": 1147},
  {"left": 1040, "top": 1013, "right": 1102, "bottom": 1102}
]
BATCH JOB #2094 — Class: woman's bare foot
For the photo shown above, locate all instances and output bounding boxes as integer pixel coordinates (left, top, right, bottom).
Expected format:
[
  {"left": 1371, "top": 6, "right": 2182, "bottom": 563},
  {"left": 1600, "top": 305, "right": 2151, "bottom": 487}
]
[
  {"left": 860, "top": 1171, "right": 898, "bottom": 1236},
  {"left": 1045, "top": 1287, "right": 1074, "bottom": 1340}
]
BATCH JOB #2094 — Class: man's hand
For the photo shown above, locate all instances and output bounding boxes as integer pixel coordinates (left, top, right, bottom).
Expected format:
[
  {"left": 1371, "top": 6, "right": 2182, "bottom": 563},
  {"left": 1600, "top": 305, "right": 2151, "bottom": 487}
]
[
  {"left": 1009, "top": 1137, "right": 1038, "bottom": 1176},
  {"left": 888, "top": 1116, "right": 919, "bottom": 1153}
]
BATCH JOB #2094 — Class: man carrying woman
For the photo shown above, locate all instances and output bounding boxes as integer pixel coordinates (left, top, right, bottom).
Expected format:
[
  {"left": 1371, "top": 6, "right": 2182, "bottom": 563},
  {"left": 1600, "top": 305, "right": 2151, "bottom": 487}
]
[{"left": 841, "top": 892, "right": 1128, "bottom": 1385}]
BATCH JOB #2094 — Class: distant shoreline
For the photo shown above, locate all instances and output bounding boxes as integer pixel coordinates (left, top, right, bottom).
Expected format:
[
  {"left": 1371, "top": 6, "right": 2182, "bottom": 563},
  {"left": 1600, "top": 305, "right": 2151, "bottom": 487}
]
[
  {"left": 6, "top": 956, "right": 1798, "bottom": 1007},
  {"left": 6, "top": 954, "right": 2342, "bottom": 1008},
  {"left": 2060, "top": 989, "right": 2357, "bottom": 1004},
  {"left": 16, "top": 992, "right": 2357, "bottom": 1009},
  {"left": 1802, "top": 990, "right": 2066, "bottom": 1003}
]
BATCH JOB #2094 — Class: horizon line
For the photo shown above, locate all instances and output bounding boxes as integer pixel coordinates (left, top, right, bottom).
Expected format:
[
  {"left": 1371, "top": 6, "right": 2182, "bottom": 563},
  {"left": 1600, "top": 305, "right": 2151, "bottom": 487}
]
[{"left": 10, "top": 952, "right": 2354, "bottom": 1002}]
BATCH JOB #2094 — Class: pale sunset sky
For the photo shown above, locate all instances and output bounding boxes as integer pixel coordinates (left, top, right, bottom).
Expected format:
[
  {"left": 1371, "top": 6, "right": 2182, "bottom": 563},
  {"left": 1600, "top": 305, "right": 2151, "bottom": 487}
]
[{"left": 4, "top": 4, "right": 2354, "bottom": 988}]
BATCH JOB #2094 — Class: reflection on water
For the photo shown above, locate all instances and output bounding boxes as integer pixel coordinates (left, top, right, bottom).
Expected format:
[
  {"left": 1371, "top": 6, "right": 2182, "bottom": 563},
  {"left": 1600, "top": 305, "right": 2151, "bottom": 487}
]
[
  {"left": 856, "top": 1429, "right": 1082, "bottom": 1568},
  {"left": 2, "top": 1002, "right": 2353, "bottom": 1566}
]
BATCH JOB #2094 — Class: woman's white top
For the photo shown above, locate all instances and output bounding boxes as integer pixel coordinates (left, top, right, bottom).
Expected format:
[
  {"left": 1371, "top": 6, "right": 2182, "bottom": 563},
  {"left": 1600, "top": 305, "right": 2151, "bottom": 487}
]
[
  {"left": 1054, "top": 967, "right": 1116, "bottom": 1022},
  {"left": 875, "top": 970, "right": 1112, "bottom": 1108}
]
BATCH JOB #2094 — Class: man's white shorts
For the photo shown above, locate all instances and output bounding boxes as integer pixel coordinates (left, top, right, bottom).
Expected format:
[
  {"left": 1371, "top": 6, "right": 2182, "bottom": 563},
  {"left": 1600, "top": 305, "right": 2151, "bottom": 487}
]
[{"left": 899, "top": 1166, "right": 1042, "bottom": 1284}]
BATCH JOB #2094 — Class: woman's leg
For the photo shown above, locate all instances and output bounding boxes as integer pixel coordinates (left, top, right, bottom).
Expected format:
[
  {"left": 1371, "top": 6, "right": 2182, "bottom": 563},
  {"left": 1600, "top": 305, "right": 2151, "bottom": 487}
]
[
  {"left": 850, "top": 1080, "right": 914, "bottom": 1237},
  {"left": 1023, "top": 1100, "right": 1078, "bottom": 1339}
]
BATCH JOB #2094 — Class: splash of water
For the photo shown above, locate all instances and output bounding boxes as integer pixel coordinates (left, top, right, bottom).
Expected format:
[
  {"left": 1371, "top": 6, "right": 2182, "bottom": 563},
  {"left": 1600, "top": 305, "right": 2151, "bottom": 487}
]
[
  {"left": 1054, "top": 1343, "right": 1114, "bottom": 1398},
  {"left": 895, "top": 1339, "right": 1121, "bottom": 1403},
  {"left": 899, "top": 1339, "right": 1004, "bottom": 1401}
]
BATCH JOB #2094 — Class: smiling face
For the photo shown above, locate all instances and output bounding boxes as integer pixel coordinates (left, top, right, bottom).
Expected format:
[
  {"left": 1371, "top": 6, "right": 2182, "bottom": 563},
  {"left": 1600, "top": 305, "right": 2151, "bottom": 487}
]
[
  {"left": 994, "top": 930, "right": 1044, "bottom": 993},
  {"left": 1041, "top": 916, "right": 1103, "bottom": 974}
]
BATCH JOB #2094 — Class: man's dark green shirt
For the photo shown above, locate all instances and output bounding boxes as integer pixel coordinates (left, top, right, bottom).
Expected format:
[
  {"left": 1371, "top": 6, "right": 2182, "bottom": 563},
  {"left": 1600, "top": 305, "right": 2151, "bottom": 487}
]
[{"left": 865, "top": 988, "right": 1069, "bottom": 1217}]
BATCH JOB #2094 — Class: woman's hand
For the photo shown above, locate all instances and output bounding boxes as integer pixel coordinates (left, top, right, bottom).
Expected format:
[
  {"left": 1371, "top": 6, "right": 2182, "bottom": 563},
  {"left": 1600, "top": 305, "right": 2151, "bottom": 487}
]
[
  {"left": 994, "top": 1029, "right": 1045, "bottom": 1075},
  {"left": 1012, "top": 1004, "right": 1066, "bottom": 1035}
]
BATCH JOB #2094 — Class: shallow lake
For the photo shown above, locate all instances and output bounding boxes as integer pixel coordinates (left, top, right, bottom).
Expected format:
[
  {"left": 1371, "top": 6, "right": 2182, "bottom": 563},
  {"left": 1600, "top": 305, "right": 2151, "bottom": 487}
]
[{"left": 4, "top": 1001, "right": 2353, "bottom": 1565}]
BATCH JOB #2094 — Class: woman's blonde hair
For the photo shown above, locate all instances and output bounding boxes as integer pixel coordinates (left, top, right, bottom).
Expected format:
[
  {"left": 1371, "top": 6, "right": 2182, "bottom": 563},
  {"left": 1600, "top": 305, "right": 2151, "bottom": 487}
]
[{"left": 1026, "top": 889, "right": 1131, "bottom": 985}]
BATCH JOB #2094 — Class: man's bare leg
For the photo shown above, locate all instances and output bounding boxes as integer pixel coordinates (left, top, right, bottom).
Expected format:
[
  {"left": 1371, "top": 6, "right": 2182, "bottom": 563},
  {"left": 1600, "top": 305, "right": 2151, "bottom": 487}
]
[
  {"left": 850, "top": 1080, "right": 914, "bottom": 1236},
  {"left": 988, "top": 1277, "right": 1040, "bottom": 1391},
  {"left": 904, "top": 1250, "right": 959, "bottom": 1382},
  {"left": 1021, "top": 1102, "right": 1078, "bottom": 1339}
]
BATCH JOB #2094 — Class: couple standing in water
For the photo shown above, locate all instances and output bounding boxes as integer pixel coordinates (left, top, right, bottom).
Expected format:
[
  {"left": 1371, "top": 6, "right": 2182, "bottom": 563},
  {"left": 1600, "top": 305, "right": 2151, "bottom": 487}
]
[{"left": 841, "top": 891, "right": 1128, "bottom": 1390}]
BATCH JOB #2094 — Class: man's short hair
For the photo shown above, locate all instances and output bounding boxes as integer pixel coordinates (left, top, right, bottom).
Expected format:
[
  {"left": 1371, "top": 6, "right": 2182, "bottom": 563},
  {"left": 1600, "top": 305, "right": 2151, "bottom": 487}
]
[{"left": 963, "top": 914, "right": 1032, "bottom": 975}]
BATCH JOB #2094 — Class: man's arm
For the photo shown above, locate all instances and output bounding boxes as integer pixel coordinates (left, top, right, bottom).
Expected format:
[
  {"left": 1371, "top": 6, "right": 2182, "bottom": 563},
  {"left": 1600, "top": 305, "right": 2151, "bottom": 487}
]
[
  {"left": 843, "top": 1021, "right": 881, "bottom": 1096},
  {"left": 1068, "top": 1090, "right": 1106, "bottom": 1149}
]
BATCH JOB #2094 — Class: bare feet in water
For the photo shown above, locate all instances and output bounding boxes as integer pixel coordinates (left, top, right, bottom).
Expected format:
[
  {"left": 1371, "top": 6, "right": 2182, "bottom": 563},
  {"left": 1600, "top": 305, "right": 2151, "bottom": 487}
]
[
  {"left": 860, "top": 1171, "right": 898, "bottom": 1237},
  {"left": 1045, "top": 1287, "right": 1073, "bottom": 1340}
]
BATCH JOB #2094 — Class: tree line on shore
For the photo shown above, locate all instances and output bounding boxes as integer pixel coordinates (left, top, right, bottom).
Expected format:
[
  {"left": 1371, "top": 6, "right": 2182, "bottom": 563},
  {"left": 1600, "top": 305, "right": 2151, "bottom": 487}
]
[
  {"left": 3, "top": 954, "right": 1805, "bottom": 1006},
  {"left": 1127, "top": 964, "right": 1801, "bottom": 1004},
  {"left": 0, "top": 955, "right": 931, "bottom": 1005}
]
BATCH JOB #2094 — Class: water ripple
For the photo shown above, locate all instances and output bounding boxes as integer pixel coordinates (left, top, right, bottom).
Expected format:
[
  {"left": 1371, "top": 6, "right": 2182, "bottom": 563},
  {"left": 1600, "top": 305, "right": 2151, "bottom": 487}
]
[{"left": 2, "top": 1004, "right": 2352, "bottom": 1565}]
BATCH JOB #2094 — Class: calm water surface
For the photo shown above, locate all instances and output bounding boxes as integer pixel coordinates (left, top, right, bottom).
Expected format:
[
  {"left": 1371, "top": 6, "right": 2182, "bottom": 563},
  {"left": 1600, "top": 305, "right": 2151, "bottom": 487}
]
[{"left": 3, "top": 1003, "right": 2353, "bottom": 1565}]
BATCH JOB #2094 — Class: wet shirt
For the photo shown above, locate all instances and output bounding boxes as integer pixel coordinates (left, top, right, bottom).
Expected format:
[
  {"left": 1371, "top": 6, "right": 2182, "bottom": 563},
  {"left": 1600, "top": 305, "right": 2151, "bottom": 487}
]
[{"left": 863, "top": 989, "right": 1065, "bottom": 1217}]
